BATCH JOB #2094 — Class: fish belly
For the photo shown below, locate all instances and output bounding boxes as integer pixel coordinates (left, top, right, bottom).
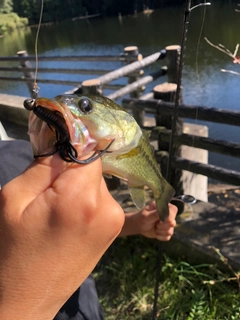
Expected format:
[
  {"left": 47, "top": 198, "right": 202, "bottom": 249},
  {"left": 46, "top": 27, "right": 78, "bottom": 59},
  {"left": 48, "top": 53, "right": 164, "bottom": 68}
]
[{"left": 102, "top": 136, "right": 175, "bottom": 221}]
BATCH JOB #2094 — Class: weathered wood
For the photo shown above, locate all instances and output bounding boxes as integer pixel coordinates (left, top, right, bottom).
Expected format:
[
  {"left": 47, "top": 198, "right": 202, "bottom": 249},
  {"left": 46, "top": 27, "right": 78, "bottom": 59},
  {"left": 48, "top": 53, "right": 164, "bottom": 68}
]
[
  {"left": 153, "top": 83, "right": 177, "bottom": 101},
  {"left": 107, "top": 69, "right": 166, "bottom": 102},
  {"left": 122, "top": 98, "right": 240, "bottom": 127},
  {"left": 170, "top": 156, "right": 240, "bottom": 186},
  {"left": 0, "top": 76, "right": 123, "bottom": 91},
  {"left": 124, "top": 46, "right": 144, "bottom": 100},
  {"left": 181, "top": 123, "right": 208, "bottom": 202},
  {"left": 97, "top": 51, "right": 165, "bottom": 86},
  {"left": 0, "top": 66, "right": 109, "bottom": 75},
  {"left": 156, "top": 151, "right": 240, "bottom": 186},
  {"left": 154, "top": 78, "right": 183, "bottom": 196},
  {"left": 82, "top": 79, "right": 102, "bottom": 95},
  {"left": 0, "top": 55, "right": 125, "bottom": 62},
  {"left": 165, "top": 45, "right": 181, "bottom": 84},
  {"left": 123, "top": 46, "right": 144, "bottom": 126},
  {"left": 152, "top": 127, "right": 240, "bottom": 158}
]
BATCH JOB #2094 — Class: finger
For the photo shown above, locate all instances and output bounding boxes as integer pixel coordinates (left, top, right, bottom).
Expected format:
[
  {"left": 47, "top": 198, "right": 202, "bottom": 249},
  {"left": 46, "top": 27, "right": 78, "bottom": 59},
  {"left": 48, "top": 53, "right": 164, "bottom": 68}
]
[
  {"left": 160, "top": 203, "right": 177, "bottom": 225},
  {"left": 155, "top": 225, "right": 175, "bottom": 241},
  {"left": 3, "top": 152, "right": 103, "bottom": 209},
  {"left": 146, "top": 200, "right": 156, "bottom": 211}
]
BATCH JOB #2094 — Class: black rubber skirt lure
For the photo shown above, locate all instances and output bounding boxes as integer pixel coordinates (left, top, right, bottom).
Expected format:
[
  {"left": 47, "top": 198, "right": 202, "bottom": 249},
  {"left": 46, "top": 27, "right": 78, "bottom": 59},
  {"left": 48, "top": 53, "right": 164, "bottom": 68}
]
[{"left": 23, "top": 98, "right": 114, "bottom": 164}]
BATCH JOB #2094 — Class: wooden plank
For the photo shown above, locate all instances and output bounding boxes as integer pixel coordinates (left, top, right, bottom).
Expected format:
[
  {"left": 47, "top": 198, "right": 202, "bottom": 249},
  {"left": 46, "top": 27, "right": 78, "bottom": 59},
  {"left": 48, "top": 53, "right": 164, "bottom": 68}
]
[
  {"left": 122, "top": 98, "right": 240, "bottom": 126},
  {"left": 155, "top": 153, "right": 240, "bottom": 186},
  {"left": 107, "top": 69, "right": 166, "bottom": 101},
  {"left": 98, "top": 51, "right": 165, "bottom": 85},
  {"left": 0, "top": 66, "right": 110, "bottom": 75},
  {"left": 0, "top": 55, "right": 124, "bottom": 62},
  {"left": 150, "top": 127, "right": 240, "bottom": 158},
  {"left": 0, "top": 77, "right": 124, "bottom": 90}
]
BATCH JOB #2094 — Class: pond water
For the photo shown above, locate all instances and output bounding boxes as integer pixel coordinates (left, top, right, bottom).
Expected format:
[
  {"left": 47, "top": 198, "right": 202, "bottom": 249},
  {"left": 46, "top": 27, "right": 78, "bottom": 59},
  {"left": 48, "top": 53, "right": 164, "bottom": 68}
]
[{"left": 0, "top": 1, "right": 240, "bottom": 176}]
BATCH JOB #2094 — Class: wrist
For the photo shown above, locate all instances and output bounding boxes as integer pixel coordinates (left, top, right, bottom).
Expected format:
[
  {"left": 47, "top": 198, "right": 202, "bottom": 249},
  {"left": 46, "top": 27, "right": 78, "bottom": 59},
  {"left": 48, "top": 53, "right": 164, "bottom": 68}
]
[{"left": 118, "top": 212, "right": 141, "bottom": 237}]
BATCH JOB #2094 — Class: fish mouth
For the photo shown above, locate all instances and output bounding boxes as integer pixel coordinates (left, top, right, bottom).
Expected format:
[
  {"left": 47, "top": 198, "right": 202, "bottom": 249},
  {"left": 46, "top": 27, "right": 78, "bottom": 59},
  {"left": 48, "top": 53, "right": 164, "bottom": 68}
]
[
  {"left": 23, "top": 97, "right": 114, "bottom": 164},
  {"left": 34, "top": 105, "right": 69, "bottom": 140},
  {"left": 24, "top": 97, "right": 89, "bottom": 146},
  {"left": 34, "top": 97, "right": 75, "bottom": 142}
]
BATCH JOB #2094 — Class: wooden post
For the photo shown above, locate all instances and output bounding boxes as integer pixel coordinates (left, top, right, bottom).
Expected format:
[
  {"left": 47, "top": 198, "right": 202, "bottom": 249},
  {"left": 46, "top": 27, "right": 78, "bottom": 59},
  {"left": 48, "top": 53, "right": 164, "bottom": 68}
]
[
  {"left": 154, "top": 45, "right": 184, "bottom": 205},
  {"left": 17, "top": 50, "right": 36, "bottom": 98},
  {"left": 81, "top": 78, "right": 102, "bottom": 95},
  {"left": 123, "top": 46, "right": 145, "bottom": 125},
  {"left": 165, "top": 45, "right": 181, "bottom": 84},
  {"left": 181, "top": 123, "right": 208, "bottom": 202}
]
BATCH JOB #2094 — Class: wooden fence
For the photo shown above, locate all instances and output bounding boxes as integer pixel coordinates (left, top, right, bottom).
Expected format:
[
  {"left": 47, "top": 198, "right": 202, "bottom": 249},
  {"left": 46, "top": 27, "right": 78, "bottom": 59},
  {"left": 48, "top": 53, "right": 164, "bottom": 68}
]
[{"left": 0, "top": 45, "right": 240, "bottom": 195}]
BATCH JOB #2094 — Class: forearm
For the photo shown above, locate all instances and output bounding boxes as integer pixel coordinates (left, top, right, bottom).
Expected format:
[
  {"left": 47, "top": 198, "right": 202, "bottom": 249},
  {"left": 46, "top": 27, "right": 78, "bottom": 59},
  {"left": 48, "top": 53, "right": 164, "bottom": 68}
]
[{"left": 118, "top": 212, "right": 140, "bottom": 237}]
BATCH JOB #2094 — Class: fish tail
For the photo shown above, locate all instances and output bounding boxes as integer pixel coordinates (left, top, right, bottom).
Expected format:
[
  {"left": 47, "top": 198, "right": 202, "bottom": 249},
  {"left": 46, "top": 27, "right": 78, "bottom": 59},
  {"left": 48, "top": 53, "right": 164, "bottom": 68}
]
[{"left": 156, "top": 182, "right": 175, "bottom": 222}]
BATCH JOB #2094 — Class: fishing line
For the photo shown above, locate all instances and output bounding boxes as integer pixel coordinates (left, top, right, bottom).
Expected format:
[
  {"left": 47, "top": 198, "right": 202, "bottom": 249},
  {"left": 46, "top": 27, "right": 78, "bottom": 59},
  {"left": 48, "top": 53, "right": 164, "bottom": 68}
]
[
  {"left": 33, "top": 0, "right": 44, "bottom": 96},
  {"left": 190, "top": 0, "right": 211, "bottom": 174},
  {"left": 196, "top": 0, "right": 209, "bottom": 79}
]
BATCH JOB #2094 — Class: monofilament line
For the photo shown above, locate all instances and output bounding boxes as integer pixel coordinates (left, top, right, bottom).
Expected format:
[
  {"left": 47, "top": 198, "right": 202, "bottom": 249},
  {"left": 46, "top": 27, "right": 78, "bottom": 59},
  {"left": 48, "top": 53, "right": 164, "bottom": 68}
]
[{"left": 33, "top": 0, "right": 44, "bottom": 96}]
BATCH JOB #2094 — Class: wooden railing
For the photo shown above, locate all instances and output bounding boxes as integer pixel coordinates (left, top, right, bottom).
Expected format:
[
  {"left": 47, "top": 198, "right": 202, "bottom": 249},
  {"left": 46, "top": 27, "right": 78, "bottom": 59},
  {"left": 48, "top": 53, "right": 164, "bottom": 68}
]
[
  {"left": 122, "top": 98, "right": 240, "bottom": 186},
  {"left": 0, "top": 46, "right": 170, "bottom": 99},
  {"left": 1, "top": 45, "right": 240, "bottom": 194}
]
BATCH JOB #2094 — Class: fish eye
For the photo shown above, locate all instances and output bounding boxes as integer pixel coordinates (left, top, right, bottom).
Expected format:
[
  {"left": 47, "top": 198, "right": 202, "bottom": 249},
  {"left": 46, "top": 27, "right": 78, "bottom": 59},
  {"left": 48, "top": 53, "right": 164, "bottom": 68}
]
[{"left": 78, "top": 98, "right": 93, "bottom": 114}]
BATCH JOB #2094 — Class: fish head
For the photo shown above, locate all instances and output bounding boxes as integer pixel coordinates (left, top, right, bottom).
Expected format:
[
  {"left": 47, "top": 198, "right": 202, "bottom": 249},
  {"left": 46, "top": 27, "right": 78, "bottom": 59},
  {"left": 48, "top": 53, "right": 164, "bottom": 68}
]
[
  {"left": 28, "top": 94, "right": 142, "bottom": 157},
  {"left": 28, "top": 96, "right": 94, "bottom": 156},
  {"left": 49, "top": 94, "right": 142, "bottom": 154}
]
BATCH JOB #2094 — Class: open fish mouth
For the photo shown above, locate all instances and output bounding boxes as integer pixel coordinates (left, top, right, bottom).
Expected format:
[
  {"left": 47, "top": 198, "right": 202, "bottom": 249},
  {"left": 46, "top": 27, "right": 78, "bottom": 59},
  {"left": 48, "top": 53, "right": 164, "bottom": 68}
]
[{"left": 23, "top": 98, "right": 114, "bottom": 164}]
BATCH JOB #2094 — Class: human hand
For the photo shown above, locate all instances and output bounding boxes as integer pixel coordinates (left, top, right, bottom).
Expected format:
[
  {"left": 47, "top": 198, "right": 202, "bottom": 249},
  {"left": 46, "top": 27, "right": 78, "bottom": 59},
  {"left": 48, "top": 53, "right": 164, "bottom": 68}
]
[
  {"left": 120, "top": 201, "right": 177, "bottom": 241},
  {"left": 0, "top": 153, "right": 124, "bottom": 320}
]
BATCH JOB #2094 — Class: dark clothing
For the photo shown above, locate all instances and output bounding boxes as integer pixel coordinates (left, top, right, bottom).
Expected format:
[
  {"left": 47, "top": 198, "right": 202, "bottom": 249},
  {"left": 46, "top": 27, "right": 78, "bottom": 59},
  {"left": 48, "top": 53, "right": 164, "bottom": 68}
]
[
  {"left": 0, "top": 140, "right": 33, "bottom": 187},
  {"left": 54, "top": 275, "right": 103, "bottom": 320},
  {"left": 0, "top": 139, "right": 104, "bottom": 320}
]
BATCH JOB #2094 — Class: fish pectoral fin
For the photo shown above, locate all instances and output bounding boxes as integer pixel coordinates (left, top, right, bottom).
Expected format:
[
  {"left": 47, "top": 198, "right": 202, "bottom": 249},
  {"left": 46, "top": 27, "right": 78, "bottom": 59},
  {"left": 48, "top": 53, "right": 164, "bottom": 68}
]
[
  {"left": 129, "top": 186, "right": 146, "bottom": 210},
  {"left": 117, "top": 147, "right": 140, "bottom": 159}
]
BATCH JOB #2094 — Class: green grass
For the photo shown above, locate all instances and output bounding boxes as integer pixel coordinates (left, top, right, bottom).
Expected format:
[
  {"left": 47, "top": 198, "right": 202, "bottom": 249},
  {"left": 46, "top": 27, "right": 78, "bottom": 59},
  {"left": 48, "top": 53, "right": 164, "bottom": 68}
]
[{"left": 93, "top": 236, "right": 240, "bottom": 319}]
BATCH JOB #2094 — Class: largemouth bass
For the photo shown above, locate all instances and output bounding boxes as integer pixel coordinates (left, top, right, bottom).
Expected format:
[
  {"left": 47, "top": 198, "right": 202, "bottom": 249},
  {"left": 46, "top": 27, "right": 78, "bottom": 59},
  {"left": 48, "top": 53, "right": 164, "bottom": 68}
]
[{"left": 24, "top": 94, "right": 175, "bottom": 221}]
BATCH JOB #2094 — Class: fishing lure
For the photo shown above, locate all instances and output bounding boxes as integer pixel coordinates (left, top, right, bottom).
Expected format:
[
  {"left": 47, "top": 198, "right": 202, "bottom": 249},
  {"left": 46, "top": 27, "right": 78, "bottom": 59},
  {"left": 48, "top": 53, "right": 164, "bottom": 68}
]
[{"left": 23, "top": 98, "right": 114, "bottom": 164}]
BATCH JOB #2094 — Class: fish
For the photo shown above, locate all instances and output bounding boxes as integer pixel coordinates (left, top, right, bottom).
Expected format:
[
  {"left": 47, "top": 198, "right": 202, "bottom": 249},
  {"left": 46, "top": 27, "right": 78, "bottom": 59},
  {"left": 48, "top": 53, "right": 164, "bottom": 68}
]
[{"left": 25, "top": 94, "right": 175, "bottom": 221}]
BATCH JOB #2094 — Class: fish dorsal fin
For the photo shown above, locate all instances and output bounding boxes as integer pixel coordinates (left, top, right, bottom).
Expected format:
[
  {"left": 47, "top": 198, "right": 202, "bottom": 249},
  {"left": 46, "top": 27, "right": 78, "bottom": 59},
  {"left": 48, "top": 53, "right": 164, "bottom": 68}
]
[
  {"left": 142, "top": 130, "right": 155, "bottom": 155},
  {"left": 129, "top": 186, "right": 146, "bottom": 210}
]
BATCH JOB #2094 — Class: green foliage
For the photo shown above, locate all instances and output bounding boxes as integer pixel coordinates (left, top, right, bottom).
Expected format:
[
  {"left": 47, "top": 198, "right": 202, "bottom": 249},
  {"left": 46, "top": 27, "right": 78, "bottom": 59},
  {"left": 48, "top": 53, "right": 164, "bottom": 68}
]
[
  {"left": 0, "top": 12, "right": 28, "bottom": 35},
  {"left": 93, "top": 236, "right": 240, "bottom": 319},
  {"left": 11, "top": 0, "right": 186, "bottom": 25},
  {"left": 0, "top": 0, "right": 13, "bottom": 14}
]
